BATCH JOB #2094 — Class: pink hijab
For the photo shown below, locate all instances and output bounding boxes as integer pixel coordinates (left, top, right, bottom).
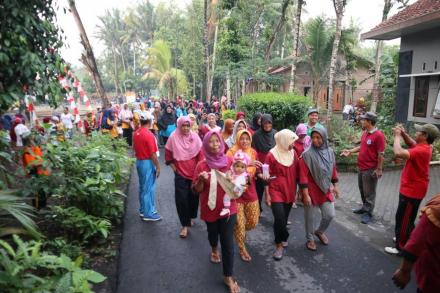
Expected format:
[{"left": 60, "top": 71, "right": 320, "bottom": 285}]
[
  {"left": 165, "top": 116, "right": 202, "bottom": 161},
  {"left": 203, "top": 131, "right": 228, "bottom": 169}
]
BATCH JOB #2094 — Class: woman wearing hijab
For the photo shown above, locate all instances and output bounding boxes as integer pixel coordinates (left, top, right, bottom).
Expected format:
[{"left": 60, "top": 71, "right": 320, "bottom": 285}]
[
  {"left": 192, "top": 131, "right": 240, "bottom": 293},
  {"left": 225, "top": 119, "right": 247, "bottom": 149},
  {"left": 222, "top": 119, "right": 235, "bottom": 143},
  {"left": 158, "top": 104, "right": 177, "bottom": 145},
  {"left": 249, "top": 112, "right": 262, "bottom": 135},
  {"left": 165, "top": 117, "right": 204, "bottom": 238},
  {"left": 188, "top": 113, "right": 199, "bottom": 134},
  {"left": 264, "top": 129, "right": 299, "bottom": 260},
  {"left": 252, "top": 114, "right": 277, "bottom": 212},
  {"left": 199, "top": 113, "right": 221, "bottom": 140},
  {"left": 226, "top": 129, "right": 260, "bottom": 262},
  {"left": 299, "top": 127, "right": 340, "bottom": 251},
  {"left": 101, "top": 109, "right": 118, "bottom": 138},
  {"left": 294, "top": 123, "right": 311, "bottom": 156}
]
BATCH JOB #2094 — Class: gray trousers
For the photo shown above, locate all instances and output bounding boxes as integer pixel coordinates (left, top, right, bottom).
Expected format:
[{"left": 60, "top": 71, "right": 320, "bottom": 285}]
[
  {"left": 358, "top": 169, "right": 378, "bottom": 214},
  {"left": 304, "top": 201, "right": 335, "bottom": 241}
]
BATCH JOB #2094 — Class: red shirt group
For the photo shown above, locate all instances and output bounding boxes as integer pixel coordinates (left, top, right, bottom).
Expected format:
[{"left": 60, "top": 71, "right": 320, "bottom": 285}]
[{"left": 133, "top": 127, "right": 158, "bottom": 160}]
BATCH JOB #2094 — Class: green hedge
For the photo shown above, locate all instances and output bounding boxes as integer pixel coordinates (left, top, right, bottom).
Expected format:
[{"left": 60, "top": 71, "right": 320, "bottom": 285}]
[{"left": 237, "top": 92, "right": 312, "bottom": 130}]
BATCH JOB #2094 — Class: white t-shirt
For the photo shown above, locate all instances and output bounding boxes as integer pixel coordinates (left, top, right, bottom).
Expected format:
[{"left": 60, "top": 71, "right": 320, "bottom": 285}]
[
  {"left": 14, "top": 123, "right": 30, "bottom": 147},
  {"left": 343, "top": 104, "right": 354, "bottom": 114},
  {"left": 61, "top": 113, "right": 74, "bottom": 129}
]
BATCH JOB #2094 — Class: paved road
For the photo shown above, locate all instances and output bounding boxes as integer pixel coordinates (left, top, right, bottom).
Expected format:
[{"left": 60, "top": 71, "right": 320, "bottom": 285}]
[{"left": 117, "top": 152, "right": 417, "bottom": 293}]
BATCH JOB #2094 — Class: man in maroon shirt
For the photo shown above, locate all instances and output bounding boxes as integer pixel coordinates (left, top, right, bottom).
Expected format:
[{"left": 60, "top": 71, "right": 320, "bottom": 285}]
[
  {"left": 341, "top": 112, "right": 385, "bottom": 224},
  {"left": 133, "top": 112, "right": 161, "bottom": 221},
  {"left": 385, "top": 123, "right": 439, "bottom": 255}
]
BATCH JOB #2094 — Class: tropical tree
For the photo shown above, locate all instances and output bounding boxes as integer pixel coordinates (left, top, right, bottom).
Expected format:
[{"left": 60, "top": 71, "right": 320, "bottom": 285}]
[
  {"left": 142, "top": 40, "right": 188, "bottom": 98},
  {"left": 289, "top": 0, "right": 305, "bottom": 92},
  {"left": 327, "top": 0, "right": 347, "bottom": 121}
]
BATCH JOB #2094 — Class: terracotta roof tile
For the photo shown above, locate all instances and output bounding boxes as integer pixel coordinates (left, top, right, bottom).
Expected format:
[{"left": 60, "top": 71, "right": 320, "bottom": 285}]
[{"left": 371, "top": 0, "right": 440, "bottom": 31}]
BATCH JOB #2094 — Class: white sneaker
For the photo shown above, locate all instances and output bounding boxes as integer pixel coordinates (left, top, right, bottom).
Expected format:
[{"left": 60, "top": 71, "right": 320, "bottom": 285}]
[
  {"left": 393, "top": 237, "right": 396, "bottom": 243},
  {"left": 384, "top": 247, "right": 400, "bottom": 255}
]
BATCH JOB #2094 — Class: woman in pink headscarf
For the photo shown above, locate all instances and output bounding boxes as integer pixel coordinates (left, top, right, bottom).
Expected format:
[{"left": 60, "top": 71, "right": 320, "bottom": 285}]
[
  {"left": 294, "top": 123, "right": 312, "bottom": 156},
  {"left": 165, "top": 116, "right": 204, "bottom": 238}
]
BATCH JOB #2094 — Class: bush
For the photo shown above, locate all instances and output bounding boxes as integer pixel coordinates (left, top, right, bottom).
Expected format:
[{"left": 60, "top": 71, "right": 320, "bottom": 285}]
[
  {"left": 222, "top": 109, "right": 236, "bottom": 120},
  {"left": 0, "top": 235, "right": 105, "bottom": 292},
  {"left": 237, "top": 92, "right": 312, "bottom": 130}
]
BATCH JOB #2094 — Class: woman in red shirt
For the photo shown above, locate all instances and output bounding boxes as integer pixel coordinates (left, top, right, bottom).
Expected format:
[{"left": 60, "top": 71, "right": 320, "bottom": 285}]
[
  {"left": 165, "top": 116, "right": 204, "bottom": 238},
  {"left": 300, "top": 127, "right": 340, "bottom": 251},
  {"left": 226, "top": 129, "right": 261, "bottom": 262},
  {"left": 264, "top": 129, "right": 299, "bottom": 260},
  {"left": 193, "top": 131, "right": 240, "bottom": 293}
]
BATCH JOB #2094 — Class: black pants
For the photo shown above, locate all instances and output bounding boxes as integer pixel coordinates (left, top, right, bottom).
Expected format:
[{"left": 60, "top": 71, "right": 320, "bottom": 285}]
[
  {"left": 162, "top": 136, "right": 169, "bottom": 145},
  {"left": 174, "top": 172, "right": 199, "bottom": 227},
  {"left": 256, "top": 178, "right": 265, "bottom": 212},
  {"left": 395, "top": 193, "right": 422, "bottom": 250},
  {"left": 206, "top": 215, "right": 237, "bottom": 277},
  {"left": 271, "top": 202, "right": 292, "bottom": 244},
  {"left": 122, "top": 127, "right": 133, "bottom": 146}
]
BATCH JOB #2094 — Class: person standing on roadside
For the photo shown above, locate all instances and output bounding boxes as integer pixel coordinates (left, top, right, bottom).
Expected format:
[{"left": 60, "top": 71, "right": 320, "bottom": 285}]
[
  {"left": 60, "top": 107, "right": 74, "bottom": 139},
  {"left": 133, "top": 112, "right": 162, "bottom": 222},
  {"left": 340, "top": 112, "right": 385, "bottom": 224},
  {"left": 119, "top": 104, "right": 133, "bottom": 146},
  {"left": 305, "top": 108, "right": 324, "bottom": 136},
  {"left": 385, "top": 123, "right": 440, "bottom": 255}
]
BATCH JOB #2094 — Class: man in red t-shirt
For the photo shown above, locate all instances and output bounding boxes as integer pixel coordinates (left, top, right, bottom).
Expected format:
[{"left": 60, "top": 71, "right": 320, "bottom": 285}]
[
  {"left": 133, "top": 112, "right": 161, "bottom": 221},
  {"left": 341, "top": 112, "right": 385, "bottom": 224},
  {"left": 385, "top": 123, "right": 440, "bottom": 255}
]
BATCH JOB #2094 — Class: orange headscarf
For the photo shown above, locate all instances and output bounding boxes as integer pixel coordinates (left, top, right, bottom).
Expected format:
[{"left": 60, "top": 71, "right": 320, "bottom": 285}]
[
  {"left": 222, "top": 119, "right": 235, "bottom": 141},
  {"left": 421, "top": 193, "right": 440, "bottom": 228},
  {"left": 226, "top": 129, "right": 257, "bottom": 177}
]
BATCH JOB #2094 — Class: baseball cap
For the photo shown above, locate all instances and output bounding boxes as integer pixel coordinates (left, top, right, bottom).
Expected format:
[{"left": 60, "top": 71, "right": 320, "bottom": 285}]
[
  {"left": 307, "top": 108, "right": 319, "bottom": 116},
  {"left": 359, "top": 112, "right": 377, "bottom": 122},
  {"left": 414, "top": 123, "right": 440, "bottom": 140}
]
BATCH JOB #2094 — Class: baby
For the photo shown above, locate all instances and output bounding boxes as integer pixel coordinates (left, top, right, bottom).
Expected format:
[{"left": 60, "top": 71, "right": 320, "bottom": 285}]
[{"left": 220, "top": 151, "right": 250, "bottom": 217}]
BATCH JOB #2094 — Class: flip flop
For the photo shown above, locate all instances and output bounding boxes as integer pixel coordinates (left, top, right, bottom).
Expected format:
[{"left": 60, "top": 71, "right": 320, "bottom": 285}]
[
  {"left": 179, "top": 228, "right": 188, "bottom": 238},
  {"left": 314, "top": 231, "right": 329, "bottom": 245},
  {"left": 224, "top": 278, "right": 240, "bottom": 293},
  {"left": 210, "top": 252, "right": 221, "bottom": 264},
  {"left": 239, "top": 251, "right": 251, "bottom": 262},
  {"left": 306, "top": 240, "right": 317, "bottom": 251}
]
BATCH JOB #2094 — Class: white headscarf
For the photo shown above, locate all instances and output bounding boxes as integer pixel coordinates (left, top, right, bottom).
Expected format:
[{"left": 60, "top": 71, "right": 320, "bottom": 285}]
[{"left": 269, "top": 129, "right": 298, "bottom": 167}]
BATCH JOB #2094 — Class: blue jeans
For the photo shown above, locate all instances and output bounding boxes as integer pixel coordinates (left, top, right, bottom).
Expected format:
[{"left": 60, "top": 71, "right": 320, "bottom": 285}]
[{"left": 136, "top": 159, "right": 157, "bottom": 217}]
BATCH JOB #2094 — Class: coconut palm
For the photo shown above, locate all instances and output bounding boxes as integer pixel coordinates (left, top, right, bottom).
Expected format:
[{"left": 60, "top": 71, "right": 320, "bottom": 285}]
[{"left": 142, "top": 40, "right": 188, "bottom": 98}]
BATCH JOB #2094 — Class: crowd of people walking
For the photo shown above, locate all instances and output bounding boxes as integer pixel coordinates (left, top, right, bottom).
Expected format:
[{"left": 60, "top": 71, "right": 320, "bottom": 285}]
[{"left": 1, "top": 95, "right": 439, "bottom": 293}]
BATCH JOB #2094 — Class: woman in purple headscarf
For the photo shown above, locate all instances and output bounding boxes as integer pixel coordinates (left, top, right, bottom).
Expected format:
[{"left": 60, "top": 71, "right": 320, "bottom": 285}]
[{"left": 192, "top": 130, "right": 240, "bottom": 293}]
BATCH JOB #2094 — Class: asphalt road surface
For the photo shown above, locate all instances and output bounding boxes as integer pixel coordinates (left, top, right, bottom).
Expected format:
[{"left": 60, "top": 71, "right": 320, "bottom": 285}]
[{"left": 117, "top": 151, "right": 417, "bottom": 293}]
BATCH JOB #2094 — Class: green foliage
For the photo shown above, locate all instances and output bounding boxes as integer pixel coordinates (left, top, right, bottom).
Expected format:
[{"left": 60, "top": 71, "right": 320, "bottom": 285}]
[
  {"left": 50, "top": 206, "right": 111, "bottom": 244},
  {"left": 0, "top": 190, "right": 40, "bottom": 238},
  {"left": 0, "top": 0, "right": 67, "bottom": 110},
  {"left": 0, "top": 235, "right": 105, "bottom": 293},
  {"left": 433, "top": 140, "right": 440, "bottom": 161},
  {"left": 222, "top": 110, "right": 237, "bottom": 120},
  {"left": 238, "top": 92, "right": 311, "bottom": 130},
  {"left": 45, "top": 134, "right": 132, "bottom": 222},
  {"left": 44, "top": 237, "right": 82, "bottom": 261}
]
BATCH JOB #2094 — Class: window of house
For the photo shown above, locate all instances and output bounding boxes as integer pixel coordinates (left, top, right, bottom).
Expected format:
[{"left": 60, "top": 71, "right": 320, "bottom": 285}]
[
  {"left": 433, "top": 81, "right": 440, "bottom": 119},
  {"left": 413, "top": 76, "right": 430, "bottom": 117}
]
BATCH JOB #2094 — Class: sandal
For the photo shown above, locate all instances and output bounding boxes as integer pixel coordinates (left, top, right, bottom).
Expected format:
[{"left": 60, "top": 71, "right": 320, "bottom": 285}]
[
  {"left": 224, "top": 277, "right": 240, "bottom": 293},
  {"left": 306, "top": 240, "right": 317, "bottom": 251},
  {"left": 210, "top": 251, "right": 221, "bottom": 264},
  {"left": 179, "top": 227, "right": 188, "bottom": 238},
  {"left": 239, "top": 250, "right": 252, "bottom": 262},
  {"left": 314, "top": 231, "right": 329, "bottom": 245}
]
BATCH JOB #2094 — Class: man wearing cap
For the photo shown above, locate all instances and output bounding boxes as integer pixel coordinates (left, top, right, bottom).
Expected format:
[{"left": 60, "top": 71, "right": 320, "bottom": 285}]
[
  {"left": 385, "top": 123, "right": 440, "bottom": 255},
  {"left": 305, "top": 108, "right": 324, "bottom": 136},
  {"left": 133, "top": 111, "right": 162, "bottom": 221},
  {"left": 341, "top": 112, "right": 385, "bottom": 224}
]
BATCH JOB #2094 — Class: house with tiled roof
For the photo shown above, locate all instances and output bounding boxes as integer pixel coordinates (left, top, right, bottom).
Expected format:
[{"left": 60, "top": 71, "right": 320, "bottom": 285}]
[{"left": 362, "top": 0, "right": 440, "bottom": 125}]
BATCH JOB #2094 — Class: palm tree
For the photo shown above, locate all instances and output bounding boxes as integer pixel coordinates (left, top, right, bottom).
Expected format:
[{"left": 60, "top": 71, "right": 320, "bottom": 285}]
[
  {"left": 0, "top": 190, "right": 40, "bottom": 238},
  {"left": 142, "top": 40, "right": 188, "bottom": 98},
  {"left": 289, "top": 0, "right": 304, "bottom": 92},
  {"left": 327, "top": 0, "right": 347, "bottom": 121}
]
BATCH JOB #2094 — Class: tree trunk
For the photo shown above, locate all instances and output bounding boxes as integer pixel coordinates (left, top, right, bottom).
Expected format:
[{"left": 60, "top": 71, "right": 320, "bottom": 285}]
[
  {"left": 264, "top": 0, "right": 291, "bottom": 62},
  {"left": 208, "top": 23, "right": 218, "bottom": 100},
  {"left": 327, "top": 0, "right": 346, "bottom": 123},
  {"left": 112, "top": 43, "right": 120, "bottom": 95},
  {"left": 242, "top": 79, "right": 245, "bottom": 97},
  {"left": 68, "top": 0, "right": 110, "bottom": 108},
  {"left": 226, "top": 69, "right": 231, "bottom": 105},
  {"left": 370, "top": 0, "right": 392, "bottom": 112},
  {"left": 133, "top": 45, "right": 136, "bottom": 75},
  {"left": 289, "top": 0, "right": 303, "bottom": 92},
  {"left": 203, "top": 0, "right": 210, "bottom": 101}
]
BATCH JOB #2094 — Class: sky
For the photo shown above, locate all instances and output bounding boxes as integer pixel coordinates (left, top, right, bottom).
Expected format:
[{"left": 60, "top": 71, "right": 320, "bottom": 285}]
[{"left": 56, "top": 0, "right": 415, "bottom": 65}]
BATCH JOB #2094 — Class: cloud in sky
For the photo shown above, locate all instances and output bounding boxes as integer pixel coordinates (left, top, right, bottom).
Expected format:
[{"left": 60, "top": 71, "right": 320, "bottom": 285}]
[{"left": 56, "top": 0, "right": 412, "bottom": 65}]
